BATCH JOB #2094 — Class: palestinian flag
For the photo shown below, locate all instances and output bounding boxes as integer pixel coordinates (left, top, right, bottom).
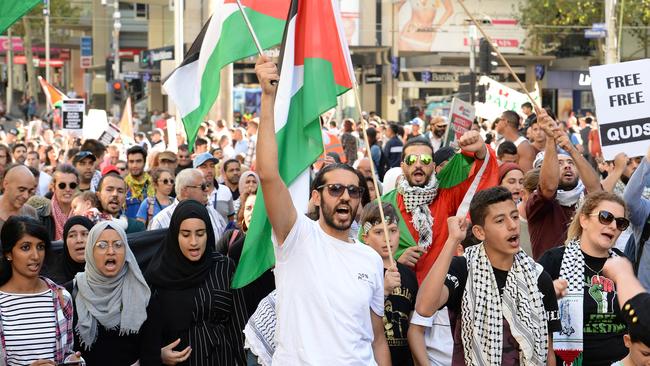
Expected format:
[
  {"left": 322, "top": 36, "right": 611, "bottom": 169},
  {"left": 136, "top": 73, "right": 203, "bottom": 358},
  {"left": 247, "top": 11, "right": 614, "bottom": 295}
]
[
  {"left": 232, "top": 0, "right": 355, "bottom": 288},
  {"left": 0, "top": 0, "right": 40, "bottom": 34},
  {"left": 120, "top": 96, "right": 134, "bottom": 141},
  {"left": 163, "top": 0, "right": 289, "bottom": 150},
  {"left": 38, "top": 76, "right": 68, "bottom": 109}
]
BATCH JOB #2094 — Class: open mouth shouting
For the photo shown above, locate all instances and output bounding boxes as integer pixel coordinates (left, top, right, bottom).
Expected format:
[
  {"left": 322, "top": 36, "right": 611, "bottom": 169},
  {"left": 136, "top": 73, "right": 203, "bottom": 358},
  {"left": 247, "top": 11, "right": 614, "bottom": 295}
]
[
  {"left": 506, "top": 234, "right": 520, "bottom": 248},
  {"left": 335, "top": 205, "right": 352, "bottom": 222},
  {"left": 27, "top": 262, "right": 41, "bottom": 273}
]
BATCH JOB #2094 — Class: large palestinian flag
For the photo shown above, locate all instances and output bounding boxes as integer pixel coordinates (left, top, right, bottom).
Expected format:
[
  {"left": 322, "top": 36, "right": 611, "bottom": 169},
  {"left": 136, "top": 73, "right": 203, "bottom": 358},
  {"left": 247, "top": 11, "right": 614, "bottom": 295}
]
[
  {"left": 232, "top": 0, "right": 355, "bottom": 288},
  {"left": 0, "top": 0, "right": 40, "bottom": 34},
  {"left": 163, "top": 0, "right": 289, "bottom": 150},
  {"left": 38, "top": 76, "right": 68, "bottom": 109}
]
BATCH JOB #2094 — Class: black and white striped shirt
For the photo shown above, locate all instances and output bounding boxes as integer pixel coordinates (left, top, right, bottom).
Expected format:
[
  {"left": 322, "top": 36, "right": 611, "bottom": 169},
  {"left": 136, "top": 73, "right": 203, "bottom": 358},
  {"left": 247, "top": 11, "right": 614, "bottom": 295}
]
[{"left": 0, "top": 289, "right": 57, "bottom": 365}]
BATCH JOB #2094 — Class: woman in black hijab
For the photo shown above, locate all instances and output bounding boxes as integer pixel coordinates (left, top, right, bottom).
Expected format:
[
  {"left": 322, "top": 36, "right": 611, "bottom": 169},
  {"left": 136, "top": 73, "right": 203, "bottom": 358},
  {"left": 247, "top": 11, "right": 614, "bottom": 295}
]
[
  {"left": 43, "top": 216, "right": 94, "bottom": 286},
  {"left": 146, "top": 200, "right": 247, "bottom": 366}
]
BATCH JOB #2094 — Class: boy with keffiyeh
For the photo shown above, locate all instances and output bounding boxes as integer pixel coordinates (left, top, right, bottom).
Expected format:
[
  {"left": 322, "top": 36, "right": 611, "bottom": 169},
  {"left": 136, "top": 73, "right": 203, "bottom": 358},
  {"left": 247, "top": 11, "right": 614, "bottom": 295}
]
[{"left": 416, "top": 187, "right": 561, "bottom": 366}]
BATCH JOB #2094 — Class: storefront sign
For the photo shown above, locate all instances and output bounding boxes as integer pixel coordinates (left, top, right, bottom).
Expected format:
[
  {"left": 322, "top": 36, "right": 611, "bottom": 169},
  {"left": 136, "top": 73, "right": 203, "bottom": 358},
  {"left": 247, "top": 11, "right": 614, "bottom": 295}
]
[{"left": 589, "top": 59, "right": 650, "bottom": 160}]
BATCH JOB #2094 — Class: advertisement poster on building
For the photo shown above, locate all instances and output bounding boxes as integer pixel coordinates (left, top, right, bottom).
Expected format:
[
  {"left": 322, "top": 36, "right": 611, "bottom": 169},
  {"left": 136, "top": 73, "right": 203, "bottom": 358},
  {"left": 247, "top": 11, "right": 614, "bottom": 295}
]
[
  {"left": 474, "top": 76, "right": 541, "bottom": 122},
  {"left": 443, "top": 97, "right": 475, "bottom": 147},
  {"left": 589, "top": 59, "right": 650, "bottom": 160},
  {"left": 397, "top": 0, "right": 525, "bottom": 53},
  {"left": 340, "top": 0, "right": 359, "bottom": 46},
  {"left": 557, "top": 89, "right": 574, "bottom": 121}
]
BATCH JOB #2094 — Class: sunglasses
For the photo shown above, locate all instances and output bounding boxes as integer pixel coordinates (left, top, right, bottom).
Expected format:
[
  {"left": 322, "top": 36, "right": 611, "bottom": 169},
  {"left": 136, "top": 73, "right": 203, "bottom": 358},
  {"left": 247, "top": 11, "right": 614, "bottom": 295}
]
[
  {"left": 160, "top": 178, "right": 175, "bottom": 185},
  {"left": 187, "top": 183, "right": 209, "bottom": 191},
  {"left": 57, "top": 182, "right": 78, "bottom": 190},
  {"left": 590, "top": 210, "right": 630, "bottom": 231},
  {"left": 317, "top": 184, "right": 365, "bottom": 199},
  {"left": 403, "top": 154, "right": 433, "bottom": 166}
]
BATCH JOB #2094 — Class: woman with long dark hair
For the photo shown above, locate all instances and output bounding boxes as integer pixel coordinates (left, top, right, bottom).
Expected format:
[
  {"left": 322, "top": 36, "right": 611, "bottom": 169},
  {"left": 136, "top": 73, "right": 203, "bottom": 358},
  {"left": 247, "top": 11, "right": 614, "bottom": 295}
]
[
  {"left": 0, "top": 216, "right": 79, "bottom": 365},
  {"left": 72, "top": 221, "right": 158, "bottom": 365},
  {"left": 146, "top": 200, "right": 247, "bottom": 365}
]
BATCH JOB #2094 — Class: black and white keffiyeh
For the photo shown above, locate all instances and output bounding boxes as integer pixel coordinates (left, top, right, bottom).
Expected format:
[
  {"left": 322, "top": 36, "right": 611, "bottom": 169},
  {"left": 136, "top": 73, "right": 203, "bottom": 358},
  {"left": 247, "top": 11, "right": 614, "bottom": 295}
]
[
  {"left": 461, "top": 244, "right": 548, "bottom": 366},
  {"left": 397, "top": 175, "right": 438, "bottom": 249},
  {"left": 243, "top": 290, "right": 277, "bottom": 366}
]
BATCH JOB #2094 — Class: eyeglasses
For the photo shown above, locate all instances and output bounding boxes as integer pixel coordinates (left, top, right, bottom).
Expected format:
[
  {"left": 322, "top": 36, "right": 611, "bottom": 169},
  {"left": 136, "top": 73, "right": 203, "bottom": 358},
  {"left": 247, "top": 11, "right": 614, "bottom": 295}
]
[
  {"left": 160, "top": 178, "right": 175, "bottom": 185},
  {"left": 57, "top": 182, "right": 78, "bottom": 190},
  {"left": 403, "top": 154, "right": 433, "bottom": 166},
  {"left": 94, "top": 240, "right": 124, "bottom": 252},
  {"left": 590, "top": 210, "right": 630, "bottom": 231},
  {"left": 186, "top": 183, "right": 209, "bottom": 191},
  {"left": 317, "top": 184, "right": 365, "bottom": 199}
]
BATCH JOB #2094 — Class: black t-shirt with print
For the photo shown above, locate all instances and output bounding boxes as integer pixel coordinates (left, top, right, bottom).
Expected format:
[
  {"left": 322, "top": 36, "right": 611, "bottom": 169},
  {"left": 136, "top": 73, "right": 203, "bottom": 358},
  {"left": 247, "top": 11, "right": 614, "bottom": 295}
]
[
  {"left": 538, "top": 246, "right": 627, "bottom": 366},
  {"left": 383, "top": 262, "right": 418, "bottom": 366},
  {"left": 444, "top": 256, "right": 560, "bottom": 366}
]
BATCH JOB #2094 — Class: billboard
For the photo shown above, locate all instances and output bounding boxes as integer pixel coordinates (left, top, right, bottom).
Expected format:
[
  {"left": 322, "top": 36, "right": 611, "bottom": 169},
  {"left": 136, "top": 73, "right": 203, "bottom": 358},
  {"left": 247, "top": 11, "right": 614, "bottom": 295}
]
[
  {"left": 340, "top": 0, "right": 359, "bottom": 46},
  {"left": 398, "top": 0, "right": 525, "bottom": 53}
]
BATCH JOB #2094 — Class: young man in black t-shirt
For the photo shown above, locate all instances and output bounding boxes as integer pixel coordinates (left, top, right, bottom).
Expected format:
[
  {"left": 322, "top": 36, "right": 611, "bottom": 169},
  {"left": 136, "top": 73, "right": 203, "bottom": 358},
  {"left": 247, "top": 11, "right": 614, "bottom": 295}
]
[
  {"left": 416, "top": 187, "right": 560, "bottom": 366},
  {"left": 360, "top": 201, "right": 418, "bottom": 366}
]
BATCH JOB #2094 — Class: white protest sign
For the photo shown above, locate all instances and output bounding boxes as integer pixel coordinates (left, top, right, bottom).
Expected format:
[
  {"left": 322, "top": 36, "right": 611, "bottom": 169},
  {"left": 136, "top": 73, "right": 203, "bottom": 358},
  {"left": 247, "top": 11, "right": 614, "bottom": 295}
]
[
  {"left": 474, "top": 76, "right": 541, "bottom": 122},
  {"left": 84, "top": 109, "right": 109, "bottom": 140},
  {"left": 62, "top": 99, "right": 85, "bottom": 135},
  {"left": 590, "top": 59, "right": 650, "bottom": 160},
  {"left": 443, "top": 98, "right": 475, "bottom": 148}
]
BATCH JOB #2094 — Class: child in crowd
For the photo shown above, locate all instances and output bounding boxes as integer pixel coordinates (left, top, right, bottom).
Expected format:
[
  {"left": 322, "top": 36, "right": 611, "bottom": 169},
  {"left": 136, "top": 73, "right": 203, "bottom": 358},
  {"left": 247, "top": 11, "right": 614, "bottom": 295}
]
[{"left": 71, "top": 191, "right": 111, "bottom": 223}]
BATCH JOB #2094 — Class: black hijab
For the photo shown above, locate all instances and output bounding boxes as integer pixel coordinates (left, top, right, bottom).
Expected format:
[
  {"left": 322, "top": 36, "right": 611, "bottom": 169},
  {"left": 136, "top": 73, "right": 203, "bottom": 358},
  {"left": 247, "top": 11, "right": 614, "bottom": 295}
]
[
  {"left": 59, "top": 216, "right": 94, "bottom": 283},
  {"left": 146, "top": 200, "right": 217, "bottom": 290}
]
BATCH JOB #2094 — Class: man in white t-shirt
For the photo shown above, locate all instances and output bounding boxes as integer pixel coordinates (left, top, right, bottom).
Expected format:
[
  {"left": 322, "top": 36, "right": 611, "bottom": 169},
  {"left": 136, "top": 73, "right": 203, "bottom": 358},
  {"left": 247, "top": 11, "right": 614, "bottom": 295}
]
[{"left": 255, "top": 56, "right": 391, "bottom": 365}]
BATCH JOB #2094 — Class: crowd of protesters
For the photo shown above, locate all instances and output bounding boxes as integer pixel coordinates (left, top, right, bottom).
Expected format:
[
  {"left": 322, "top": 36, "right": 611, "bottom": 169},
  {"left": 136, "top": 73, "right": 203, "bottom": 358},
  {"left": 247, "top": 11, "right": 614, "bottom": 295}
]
[{"left": 0, "top": 56, "right": 647, "bottom": 366}]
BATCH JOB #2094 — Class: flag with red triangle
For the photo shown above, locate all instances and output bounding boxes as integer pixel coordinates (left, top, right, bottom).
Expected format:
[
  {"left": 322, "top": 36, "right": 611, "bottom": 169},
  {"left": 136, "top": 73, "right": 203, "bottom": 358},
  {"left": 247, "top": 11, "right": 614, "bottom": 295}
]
[
  {"left": 233, "top": 0, "right": 355, "bottom": 287},
  {"left": 38, "top": 76, "right": 68, "bottom": 109},
  {"left": 120, "top": 96, "right": 134, "bottom": 141}
]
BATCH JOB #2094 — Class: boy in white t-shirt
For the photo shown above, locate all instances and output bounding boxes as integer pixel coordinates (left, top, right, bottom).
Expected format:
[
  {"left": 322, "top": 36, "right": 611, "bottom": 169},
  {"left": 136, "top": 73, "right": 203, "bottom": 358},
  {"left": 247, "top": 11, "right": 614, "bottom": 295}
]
[{"left": 255, "top": 57, "right": 391, "bottom": 366}]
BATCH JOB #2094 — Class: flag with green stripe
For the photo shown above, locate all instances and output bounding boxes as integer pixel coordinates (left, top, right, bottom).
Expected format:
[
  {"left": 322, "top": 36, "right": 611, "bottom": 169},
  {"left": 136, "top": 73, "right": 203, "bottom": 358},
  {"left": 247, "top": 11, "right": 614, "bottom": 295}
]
[
  {"left": 232, "top": 0, "right": 356, "bottom": 288},
  {"left": 163, "top": 0, "right": 290, "bottom": 150},
  {"left": 0, "top": 0, "right": 40, "bottom": 34}
]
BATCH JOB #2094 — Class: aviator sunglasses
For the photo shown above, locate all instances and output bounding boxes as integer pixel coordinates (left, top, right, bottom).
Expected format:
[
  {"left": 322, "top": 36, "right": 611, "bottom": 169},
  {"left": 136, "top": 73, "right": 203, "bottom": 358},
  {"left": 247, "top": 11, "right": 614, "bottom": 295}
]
[
  {"left": 403, "top": 154, "right": 433, "bottom": 166},
  {"left": 590, "top": 210, "right": 630, "bottom": 231},
  {"left": 317, "top": 184, "right": 365, "bottom": 199}
]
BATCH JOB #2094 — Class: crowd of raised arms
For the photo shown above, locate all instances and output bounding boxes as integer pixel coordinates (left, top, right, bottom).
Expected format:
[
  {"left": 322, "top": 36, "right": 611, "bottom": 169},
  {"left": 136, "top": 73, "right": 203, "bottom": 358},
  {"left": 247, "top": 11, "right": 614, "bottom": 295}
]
[{"left": 0, "top": 56, "right": 647, "bottom": 366}]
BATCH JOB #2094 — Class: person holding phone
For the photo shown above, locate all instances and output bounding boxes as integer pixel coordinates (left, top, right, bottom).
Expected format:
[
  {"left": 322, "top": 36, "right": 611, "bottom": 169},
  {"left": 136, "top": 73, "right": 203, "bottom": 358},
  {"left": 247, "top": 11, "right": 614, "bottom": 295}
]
[
  {"left": 71, "top": 221, "right": 159, "bottom": 365},
  {"left": 146, "top": 200, "right": 247, "bottom": 365},
  {"left": 0, "top": 216, "right": 81, "bottom": 365}
]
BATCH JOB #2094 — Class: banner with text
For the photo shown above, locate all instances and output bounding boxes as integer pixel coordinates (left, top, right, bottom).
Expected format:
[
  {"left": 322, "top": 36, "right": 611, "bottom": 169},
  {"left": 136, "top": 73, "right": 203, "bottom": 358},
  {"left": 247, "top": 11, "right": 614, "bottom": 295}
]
[
  {"left": 474, "top": 76, "right": 541, "bottom": 122},
  {"left": 590, "top": 59, "right": 650, "bottom": 160},
  {"left": 62, "top": 99, "right": 85, "bottom": 135},
  {"left": 444, "top": 97, "right": 475, "bottom": 148}
]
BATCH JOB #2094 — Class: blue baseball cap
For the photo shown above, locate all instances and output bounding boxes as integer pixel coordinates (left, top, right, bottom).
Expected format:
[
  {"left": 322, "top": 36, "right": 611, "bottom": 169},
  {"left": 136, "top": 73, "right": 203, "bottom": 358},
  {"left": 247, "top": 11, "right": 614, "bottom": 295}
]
[{"left": 193, "top": 152, "right": 219, "bottom": 168}]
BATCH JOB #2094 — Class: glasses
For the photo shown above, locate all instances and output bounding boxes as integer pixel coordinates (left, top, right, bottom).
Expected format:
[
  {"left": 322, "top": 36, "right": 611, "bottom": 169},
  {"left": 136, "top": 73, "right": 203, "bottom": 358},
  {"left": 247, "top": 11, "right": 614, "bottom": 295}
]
[
  {"left": 94, "top": 240, "right": 124, "bottom": 252},
  {"left": 57, "top": 182, "right": 78, "bottom": 190},
  {"left": 187, "top": 183, "right": 209, "bottom": 191},
  {"left": 160, "top": 178, "right": 175, "bottom": 185},
  {"left": 403, "top": 154, "right": 433, "bottom": 166},
  {"left": 317, "top": 184, "right": 365, "bottom": 199},
  {"left": 590, "top": 210, "right": 630, "bottom": 231}
]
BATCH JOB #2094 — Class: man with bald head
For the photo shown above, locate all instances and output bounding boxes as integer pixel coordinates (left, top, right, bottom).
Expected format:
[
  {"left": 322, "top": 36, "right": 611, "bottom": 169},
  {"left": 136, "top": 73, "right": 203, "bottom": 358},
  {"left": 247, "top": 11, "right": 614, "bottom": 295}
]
[{"left": 0, "top": 164, "right": 38, "bottom": 230}]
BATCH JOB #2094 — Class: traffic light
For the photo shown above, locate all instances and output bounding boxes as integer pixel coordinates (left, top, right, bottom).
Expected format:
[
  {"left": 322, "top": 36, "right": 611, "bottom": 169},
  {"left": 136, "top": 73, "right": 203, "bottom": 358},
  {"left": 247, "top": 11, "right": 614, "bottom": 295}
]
[
  {"left": 458, "top": 73, "right": 476, "bottom": 103},
  {"left": 111, "top": 80, "right": 125, "bottom": 104},
  {"left": 479, "top": 38, "right": 498, "bottom": 75}
]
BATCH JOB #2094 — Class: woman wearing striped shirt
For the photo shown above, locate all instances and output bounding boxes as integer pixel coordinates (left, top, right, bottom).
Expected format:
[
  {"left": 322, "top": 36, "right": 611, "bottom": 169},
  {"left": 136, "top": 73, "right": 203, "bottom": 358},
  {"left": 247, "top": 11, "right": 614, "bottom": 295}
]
[
  {"left": 146, "top": 200, "right": 247, "bottom": 366},
  {"left": 0, "top": 216, "right": 80, "bottom": 366}
]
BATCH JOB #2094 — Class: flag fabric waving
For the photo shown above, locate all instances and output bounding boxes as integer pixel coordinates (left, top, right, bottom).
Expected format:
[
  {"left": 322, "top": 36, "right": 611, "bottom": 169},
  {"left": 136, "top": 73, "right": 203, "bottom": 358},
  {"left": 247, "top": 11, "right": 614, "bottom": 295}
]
[
  {"left": 0, "top": 0, "right": 40, "bottom": 35},
  {"left": 163, "top": 0, "right": 289, "bottom": 150},
  {"left": 232, "top": 0, "right": 356, "bottom": 288},
  {"left": 38, "top": 76, "right": 68, "bottom": 109},
  {"left": 120, "top": 96, "right": 134, "bottom": 141}
]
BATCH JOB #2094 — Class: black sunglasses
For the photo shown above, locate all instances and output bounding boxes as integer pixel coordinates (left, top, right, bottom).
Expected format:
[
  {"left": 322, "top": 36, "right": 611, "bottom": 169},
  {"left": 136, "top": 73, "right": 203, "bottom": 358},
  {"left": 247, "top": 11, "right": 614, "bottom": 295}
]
[
  {"left": 590, "top": 210, "right": 630, "bottom": 231},
  {"left": 160, "top": 178, "right": 175, "bottom": 185},
  {"left": 57, "top": 182, "right": 78, "bottom": 190},
  {"left": 317, "top": 184, "right": 365, "bottom": 199},
  {"left": 187, "top": 183, "right": 209, "bottom": 191}
]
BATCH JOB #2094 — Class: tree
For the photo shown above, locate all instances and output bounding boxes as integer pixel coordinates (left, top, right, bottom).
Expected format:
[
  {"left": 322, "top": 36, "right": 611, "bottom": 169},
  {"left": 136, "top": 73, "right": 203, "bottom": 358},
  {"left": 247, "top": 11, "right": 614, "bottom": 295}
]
[{"left": 518, "top": 0, "right": 650, "bottom": 60}]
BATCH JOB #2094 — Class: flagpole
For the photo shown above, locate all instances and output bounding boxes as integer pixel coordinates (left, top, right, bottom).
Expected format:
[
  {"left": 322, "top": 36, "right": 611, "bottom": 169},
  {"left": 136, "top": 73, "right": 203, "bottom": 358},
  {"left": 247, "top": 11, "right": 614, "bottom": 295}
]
[
  {"left": 235, "top": 0, "right": 278, "bottom": 86},
  {"left": 351, "top": 83, "right": 395, "bottom": 266},
  {"left": 456, "top": 0, "right": 538, "bottom": 108}
]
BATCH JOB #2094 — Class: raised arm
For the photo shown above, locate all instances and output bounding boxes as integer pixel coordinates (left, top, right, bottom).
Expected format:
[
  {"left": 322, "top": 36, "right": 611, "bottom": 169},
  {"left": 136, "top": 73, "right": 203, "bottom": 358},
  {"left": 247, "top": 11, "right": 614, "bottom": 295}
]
[
  {"left": 255, "top": 56, "right": 297, "bottom": 244},
  {"left": 556, "top": 130, "right": 601, "bottom": 193},
  {"left": 517, "top": 142, "right": 535, "bottom": 173},
  {"left": 601, "top": 153, "right": 628, "bottom": 193},
  {"left": 603, "top": 256, "right": 646, "bottom": 307},
  {"left": 415, "top": 216, "right": 466, "bottom": 317},
  {"left": 538, "top": 110, "right": 560, "bottom": 200},
  {"left": 623, "top": 147, "right": 650, "bottom": 227}
]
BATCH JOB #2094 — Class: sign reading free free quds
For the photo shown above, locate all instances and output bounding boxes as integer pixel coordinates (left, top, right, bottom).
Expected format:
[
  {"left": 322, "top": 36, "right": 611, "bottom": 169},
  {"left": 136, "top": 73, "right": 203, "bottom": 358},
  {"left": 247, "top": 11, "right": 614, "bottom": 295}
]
[{"left": 590, "top": 59, "right": 650, "bottom": 160}]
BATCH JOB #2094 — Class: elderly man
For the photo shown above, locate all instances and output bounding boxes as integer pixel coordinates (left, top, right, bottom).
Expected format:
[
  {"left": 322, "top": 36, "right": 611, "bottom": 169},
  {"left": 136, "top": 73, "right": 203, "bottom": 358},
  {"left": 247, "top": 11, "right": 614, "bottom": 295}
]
[
  {"left": 0, "top": 165, "right": 38, "bottom": 230},
  {"left": 149, "top": 168, "right": 226, "bottom": 241},
  {"left": 194, "top": 152, "right": 234, "bottom": 223}
]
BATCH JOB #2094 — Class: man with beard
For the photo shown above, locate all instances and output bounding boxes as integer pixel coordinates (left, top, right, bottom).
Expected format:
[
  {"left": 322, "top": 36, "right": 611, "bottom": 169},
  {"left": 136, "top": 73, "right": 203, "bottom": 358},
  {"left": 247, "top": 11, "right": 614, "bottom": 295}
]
[
  {"left": 495, "top": 110, "right": 536, "bottom": 172},
  {"left": 428, "top": 116, "right": 448, "bottom": 153},
  {"left": 30, "top": 164, "right": 78, "bottom": 240},
  {"left": 194, "top": 152, "right": 234, "bottom": 223},
  {"left": 73, "top": 150, "right": 97, "bottom": 192},
  {"left": 0, "top": 165, "right": 37, "bottom": 231},
  {"left": 526, "top": 108, "right": 602, "bottom": 259},
  {"left": 222, "top": 158, "right": 242, "bottom": 211},
  {"left": 96, "top": 173, "right": 145, "bottom": 233},
  {"left": 124, "top": 145, "right": 154, "bottom": 219},
  {"left": 383, "top": 135, "right": 498, "bottom": 284},
  {"left": 255, "top": 56, "right": 391, "bottom": 365},
  {"left": 11, "top": 143, "right": 27, "bottom": 164}
]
